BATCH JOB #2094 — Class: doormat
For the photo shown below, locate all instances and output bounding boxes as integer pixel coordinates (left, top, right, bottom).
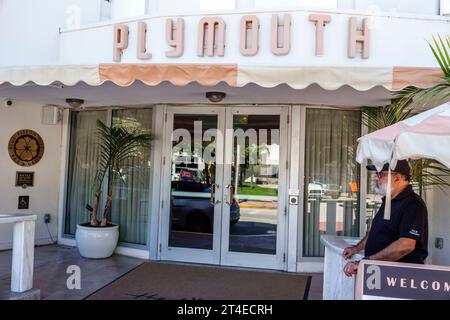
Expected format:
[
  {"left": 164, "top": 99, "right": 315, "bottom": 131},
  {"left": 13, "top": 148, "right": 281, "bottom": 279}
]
[{"left": 86, "top": 262, "right": 311, "bottom": 300}]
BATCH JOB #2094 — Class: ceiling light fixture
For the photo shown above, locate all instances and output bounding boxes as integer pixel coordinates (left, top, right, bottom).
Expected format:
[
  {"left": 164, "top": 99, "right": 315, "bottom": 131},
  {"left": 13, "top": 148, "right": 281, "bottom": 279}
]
[
  {"left": 65, "top": 98, "right": 85, "bottom": 109},
  {"left": 206, "top": 91, "right": 226, "bottom": 103}
]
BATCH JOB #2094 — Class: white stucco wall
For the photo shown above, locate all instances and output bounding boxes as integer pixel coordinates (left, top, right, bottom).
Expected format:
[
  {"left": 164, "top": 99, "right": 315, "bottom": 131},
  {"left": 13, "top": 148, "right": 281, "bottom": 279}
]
[
  {"left": 0, "top": 0, "right": 447, "bottom": 67},
  {"left": 110, "top": 0, "right": 147, "bottom": 20},
  {"left": 0, "top": 101, "right": 62, "bottom": 250},
  {"left": 59, "top": 9, "right": 450, "bottom": 68},
  {"left": 0, "top": 0, "right": 101, "bottom": 66},
  {"left": 138, "top": 0, "right": 441, "bottom": 16},
  {"left": 339, "top": 0, "right": 440, "bottom": 15}
]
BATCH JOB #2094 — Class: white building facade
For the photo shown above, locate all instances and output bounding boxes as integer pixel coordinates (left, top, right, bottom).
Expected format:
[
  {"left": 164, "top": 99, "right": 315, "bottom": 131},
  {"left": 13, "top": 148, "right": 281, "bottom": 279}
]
[{"left": 0, "top": 0, "right": 449, "bottom": 272}]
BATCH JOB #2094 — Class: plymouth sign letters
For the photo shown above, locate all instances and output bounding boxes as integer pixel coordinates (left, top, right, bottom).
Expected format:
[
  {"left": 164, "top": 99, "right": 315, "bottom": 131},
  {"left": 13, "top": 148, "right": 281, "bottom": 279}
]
[{"left": 113, "top": 14, "right": 370, "bottom": 62}]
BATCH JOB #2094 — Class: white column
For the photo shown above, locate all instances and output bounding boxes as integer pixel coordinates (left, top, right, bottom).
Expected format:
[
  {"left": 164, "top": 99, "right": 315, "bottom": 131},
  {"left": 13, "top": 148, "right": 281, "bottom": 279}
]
[
  {"left": 11, "top": 220, "right": 36, "bottom": 293},
  {"left": 287, "top": 106, "right": 302, "bottom": 272},
  {"left": 149, "top": 105, "right": 166, "bottom": 260}
]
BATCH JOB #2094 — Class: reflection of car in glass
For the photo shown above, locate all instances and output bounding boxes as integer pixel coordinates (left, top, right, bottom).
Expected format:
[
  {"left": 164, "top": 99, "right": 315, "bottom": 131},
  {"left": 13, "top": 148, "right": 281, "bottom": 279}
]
[
  {"left": 308, "top": 182, "right": 325, "bottom": 198},
  {"left": 170, "top": 191, "right": 240, "bottom": 233},
  {"left": 172, "top": 168, "right": 208, "bottom": 192},
  {"left": 323, "top": 183, "right": 342, "bottom": 199}
]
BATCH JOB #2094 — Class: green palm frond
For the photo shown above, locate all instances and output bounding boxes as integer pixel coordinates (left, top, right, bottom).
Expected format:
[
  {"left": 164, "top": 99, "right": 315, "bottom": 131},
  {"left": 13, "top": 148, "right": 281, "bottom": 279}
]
[
  {"left": 362, "top": 100, "right": 414, "bottom": 132},
  {"left": 410, "top": 159, "right": 450, "bottom": 194},
  {"left": 381, "top": 34, "right": 450, "bottom": 195},
  {"left": 429, "top": 35, "right": 450, "bottom": 77},
  {"left": 396, "top": 35, "right": 450, "bottom": 110}
]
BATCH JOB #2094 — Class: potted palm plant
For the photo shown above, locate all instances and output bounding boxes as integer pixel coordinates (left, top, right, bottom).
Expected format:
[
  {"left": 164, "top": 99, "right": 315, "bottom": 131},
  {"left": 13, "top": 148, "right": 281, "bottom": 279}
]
[{"left": 76, "top": 118, "right": 152, "bottom": 258}]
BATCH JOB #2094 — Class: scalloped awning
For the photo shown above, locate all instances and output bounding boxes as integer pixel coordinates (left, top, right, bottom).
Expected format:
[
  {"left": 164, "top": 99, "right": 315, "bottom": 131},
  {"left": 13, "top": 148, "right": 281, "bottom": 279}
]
[{"left": 0, "top": 64, "right": 444, "bottom": 91}]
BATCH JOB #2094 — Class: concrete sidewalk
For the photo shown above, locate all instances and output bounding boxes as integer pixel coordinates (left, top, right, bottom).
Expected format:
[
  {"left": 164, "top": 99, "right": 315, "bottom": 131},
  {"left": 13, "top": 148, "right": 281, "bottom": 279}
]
[
  {"left": 0, "top": 245, "right": 143, "bottom": 300},
  {"left": 0, "top": 245, "right": 323, "bottom": 300}
]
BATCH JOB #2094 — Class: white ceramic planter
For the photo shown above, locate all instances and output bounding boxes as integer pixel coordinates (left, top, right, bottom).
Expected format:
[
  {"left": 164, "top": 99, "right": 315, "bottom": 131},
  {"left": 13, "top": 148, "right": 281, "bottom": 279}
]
[{"left": 75, "top": 224, "right": 119, "bottom": 259}]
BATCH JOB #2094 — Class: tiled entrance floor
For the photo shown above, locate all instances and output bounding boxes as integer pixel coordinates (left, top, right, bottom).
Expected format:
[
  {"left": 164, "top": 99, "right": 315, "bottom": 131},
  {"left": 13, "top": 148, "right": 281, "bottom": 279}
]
[{"left": 0, "top": 245, "right": 323, "bottom": 300}]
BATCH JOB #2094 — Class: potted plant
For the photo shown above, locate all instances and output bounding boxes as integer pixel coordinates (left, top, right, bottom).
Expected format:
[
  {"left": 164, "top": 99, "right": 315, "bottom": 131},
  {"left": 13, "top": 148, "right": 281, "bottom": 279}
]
[{"left": 76, "top": 118, "right": 152, "bottom": 258}]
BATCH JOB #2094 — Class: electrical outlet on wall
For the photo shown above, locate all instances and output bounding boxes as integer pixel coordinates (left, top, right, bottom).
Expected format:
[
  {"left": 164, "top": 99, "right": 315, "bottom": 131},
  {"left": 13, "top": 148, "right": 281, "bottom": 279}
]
[
  {"left": 44, "top": 214, "right": 51, "bottom": 224},
  {"left": 435, "top": 237, "right": 444, "bottom": 250}
]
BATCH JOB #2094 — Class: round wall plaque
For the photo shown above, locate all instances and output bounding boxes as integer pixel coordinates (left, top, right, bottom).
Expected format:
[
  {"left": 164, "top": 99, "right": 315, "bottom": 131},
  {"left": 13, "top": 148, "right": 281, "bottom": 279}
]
[{"left": 8, "top": 129, "right": 45, "bottom": 167}]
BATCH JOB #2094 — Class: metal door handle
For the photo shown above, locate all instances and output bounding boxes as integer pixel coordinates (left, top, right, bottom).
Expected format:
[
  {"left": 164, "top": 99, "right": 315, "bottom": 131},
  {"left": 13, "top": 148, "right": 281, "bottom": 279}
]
[{"left": 225, "top": 184, "right": 234, "bottom": 206}]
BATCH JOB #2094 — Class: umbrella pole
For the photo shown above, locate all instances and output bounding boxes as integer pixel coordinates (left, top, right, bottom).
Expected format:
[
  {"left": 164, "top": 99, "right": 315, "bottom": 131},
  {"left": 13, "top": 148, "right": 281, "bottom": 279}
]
[{"left": 384, "top": 168, "right": 392, "bottom": 220}]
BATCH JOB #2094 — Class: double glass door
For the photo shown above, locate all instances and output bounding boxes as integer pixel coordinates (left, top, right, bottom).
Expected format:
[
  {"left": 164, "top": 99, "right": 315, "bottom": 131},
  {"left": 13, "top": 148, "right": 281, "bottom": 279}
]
[{"left": 160, "top": 106, "right": 288, "bottom": 270}]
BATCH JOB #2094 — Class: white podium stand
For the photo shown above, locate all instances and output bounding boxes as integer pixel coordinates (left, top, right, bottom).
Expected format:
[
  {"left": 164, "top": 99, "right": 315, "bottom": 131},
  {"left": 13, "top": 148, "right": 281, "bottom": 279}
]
[{"left": 0, "top": 214, "right": 38, "bottom": 296}]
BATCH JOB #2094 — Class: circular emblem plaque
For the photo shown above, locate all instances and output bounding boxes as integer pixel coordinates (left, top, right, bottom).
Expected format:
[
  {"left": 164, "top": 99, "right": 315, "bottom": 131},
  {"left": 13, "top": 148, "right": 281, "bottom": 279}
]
[{"left": 8, "top": 129, "right": 45, "bottom": 166}]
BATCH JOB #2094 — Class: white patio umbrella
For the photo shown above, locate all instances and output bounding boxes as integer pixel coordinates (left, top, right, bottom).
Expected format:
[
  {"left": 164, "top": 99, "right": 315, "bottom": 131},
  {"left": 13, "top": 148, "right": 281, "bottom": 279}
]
[{"left": 356, "top": 102, "right": 450, "bottom": 219}]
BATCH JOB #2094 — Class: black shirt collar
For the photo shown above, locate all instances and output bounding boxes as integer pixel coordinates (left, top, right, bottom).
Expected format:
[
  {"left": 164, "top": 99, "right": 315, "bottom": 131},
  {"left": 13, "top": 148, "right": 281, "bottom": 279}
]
[{"left": 395, "top": 185, "right": 414, "bottom": 200}]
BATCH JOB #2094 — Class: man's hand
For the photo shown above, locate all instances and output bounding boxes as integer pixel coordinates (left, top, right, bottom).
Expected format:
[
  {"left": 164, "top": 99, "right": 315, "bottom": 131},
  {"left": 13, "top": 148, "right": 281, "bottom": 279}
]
[
  {"left": 342, "top": 246, "right": 358, "bottom": 260},
  {"left": 343, "top": 261, "right": 359, "bottom": 277}
]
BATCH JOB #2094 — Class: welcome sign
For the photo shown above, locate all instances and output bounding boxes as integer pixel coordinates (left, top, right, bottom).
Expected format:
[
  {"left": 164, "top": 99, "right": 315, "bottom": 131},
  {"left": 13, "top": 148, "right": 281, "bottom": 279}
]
[{"left": 355, "top": 260, "right": 450, "bottom": 300}]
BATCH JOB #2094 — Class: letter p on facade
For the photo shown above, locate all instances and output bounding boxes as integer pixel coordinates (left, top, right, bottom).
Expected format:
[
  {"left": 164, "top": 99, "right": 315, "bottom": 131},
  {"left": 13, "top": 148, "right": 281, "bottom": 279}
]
[{"left": 113, "top": 24, "right": 129, "bottom": 62}]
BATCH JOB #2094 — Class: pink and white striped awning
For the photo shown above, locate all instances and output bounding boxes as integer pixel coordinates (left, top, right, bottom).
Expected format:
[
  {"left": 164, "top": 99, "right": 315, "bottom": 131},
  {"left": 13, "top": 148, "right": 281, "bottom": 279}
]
[{"left": 0, "top": 64, "right": 444, "bottom": 91}]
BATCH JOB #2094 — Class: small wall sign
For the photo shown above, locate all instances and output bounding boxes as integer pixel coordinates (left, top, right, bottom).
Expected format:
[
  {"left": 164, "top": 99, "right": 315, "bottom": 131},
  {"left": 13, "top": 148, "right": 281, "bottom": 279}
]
[
  {"left": 8, "top": 129, "right": 45, "bottom": 167},
  {"left": 15, "top": 171, "right": 34, "bottom": 188},
  {"left": 18, "top": 196, "right": 30, "bottom": 210}
]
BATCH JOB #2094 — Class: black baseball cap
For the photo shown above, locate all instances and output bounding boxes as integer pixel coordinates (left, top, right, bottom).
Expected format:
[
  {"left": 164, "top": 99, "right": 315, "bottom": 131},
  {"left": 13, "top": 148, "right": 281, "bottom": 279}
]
[{"left": 366, "top": 160, "right": 411, "bottom": 178}]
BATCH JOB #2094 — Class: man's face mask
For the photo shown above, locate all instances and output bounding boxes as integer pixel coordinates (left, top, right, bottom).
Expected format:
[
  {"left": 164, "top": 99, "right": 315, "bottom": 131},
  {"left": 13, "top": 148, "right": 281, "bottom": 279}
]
[
  {"left": 375, "top": 182, "right": 387, "bottom": 196},
  {"left": 374, "top": 172, "right": 393, "bottom": 196}
]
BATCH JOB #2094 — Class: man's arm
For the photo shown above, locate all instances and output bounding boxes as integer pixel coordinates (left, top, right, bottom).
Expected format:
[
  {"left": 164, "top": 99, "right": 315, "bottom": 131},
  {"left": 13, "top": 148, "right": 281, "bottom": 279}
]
[
  {"left": 342, "top": 234, "right": 368, "bottom": 260},
  {"left": 366, "top": 237, "right": 416, "bottom": 261},
  {"left": 354, "top": 235, "right": 368, "bottom": 252},
  {"left": 344, "top": 237, "right": 415, "bottom": 277}
]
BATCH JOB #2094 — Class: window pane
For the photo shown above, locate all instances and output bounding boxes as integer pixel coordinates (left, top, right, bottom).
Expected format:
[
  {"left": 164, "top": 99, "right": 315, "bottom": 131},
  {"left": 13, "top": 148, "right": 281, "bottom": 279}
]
[
  {"left": 230, "top": 115, "right": 280, "bottom": 255},
  {"left": 168, "top": 114, "right": 218, "bottom": 250},
  {"left": 65, "top": 110, "right": 107, "bottom": 235},
  {"left": 302, "top": 109, "right": 361, "bottom": 257},
  {"left": 110, "top": 109, "right": 152, "bottom": 245}
]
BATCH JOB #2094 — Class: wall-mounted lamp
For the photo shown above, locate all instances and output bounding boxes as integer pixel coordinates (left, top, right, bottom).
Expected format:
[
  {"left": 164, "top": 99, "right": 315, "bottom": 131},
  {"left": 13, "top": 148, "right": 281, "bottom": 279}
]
[
  {"left": 206, "top": 91, "right": 226, "bottom": 103},
  {"left": 65, "top": 98, "right": 85, "bottom": 109}
]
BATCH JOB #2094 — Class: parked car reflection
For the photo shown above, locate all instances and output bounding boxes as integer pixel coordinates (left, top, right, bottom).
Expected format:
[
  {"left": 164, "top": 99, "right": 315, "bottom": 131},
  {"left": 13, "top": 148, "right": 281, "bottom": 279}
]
[
  {"left": 308, "top": 182, "right": 325, "bottom": 199},
  {"left": 170, "top": 169, "right": 240, "bottom": 233},
  {"left": 170, "top": 192, "right": 240, "bottom": 233}
]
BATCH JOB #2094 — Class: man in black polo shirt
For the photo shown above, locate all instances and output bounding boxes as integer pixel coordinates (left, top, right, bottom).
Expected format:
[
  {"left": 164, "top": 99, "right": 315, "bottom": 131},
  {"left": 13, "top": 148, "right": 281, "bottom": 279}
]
[{"left": 342, "top": 160, "right": 428, "bottom": 277}]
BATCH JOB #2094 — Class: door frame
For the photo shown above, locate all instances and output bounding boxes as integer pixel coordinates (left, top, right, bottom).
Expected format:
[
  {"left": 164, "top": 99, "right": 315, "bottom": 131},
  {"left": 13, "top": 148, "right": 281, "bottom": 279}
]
[
  {"left": 220, "top": 106, "right": 289, "bottom": 270},
  {"left": 159, "top": 105, "right": 290, "bottom": 271},
  {"left": 159, "top": 106, "right": 226, "bottom": 264}
]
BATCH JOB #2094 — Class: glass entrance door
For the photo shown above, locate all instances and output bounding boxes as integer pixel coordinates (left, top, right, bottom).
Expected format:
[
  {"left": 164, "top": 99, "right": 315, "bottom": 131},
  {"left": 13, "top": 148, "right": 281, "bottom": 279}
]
[
  {"left": 160, "top": 106, "right": 287, "bottom": 270},
  {"left": 221, "top": 107, "right": 288, "bottom": 270},
  {"left": 160, "top": 107, "right": 225, "bottom": 264}
]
